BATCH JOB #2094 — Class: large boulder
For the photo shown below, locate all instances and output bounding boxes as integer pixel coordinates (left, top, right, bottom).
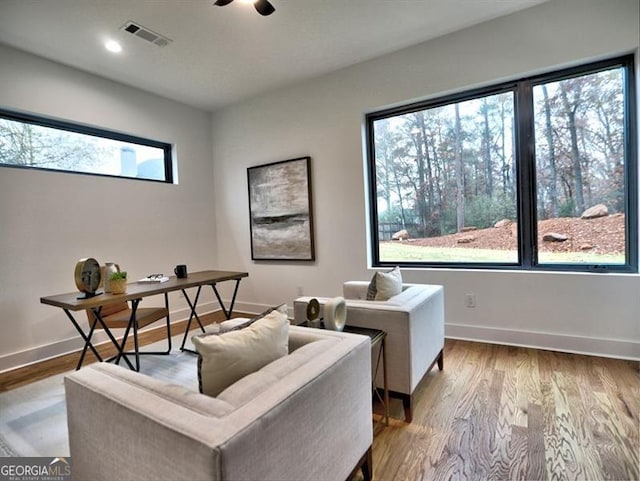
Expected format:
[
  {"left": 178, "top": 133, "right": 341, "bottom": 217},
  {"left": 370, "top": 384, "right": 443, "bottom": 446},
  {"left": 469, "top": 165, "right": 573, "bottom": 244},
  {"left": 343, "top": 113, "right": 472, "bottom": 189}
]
[
  {"left": 457, "top": 235, "right": 475, "bottom": 244},
  {"left": 494, "top": 219, "right": 512, "bottom": 228},
  {"left": 542, "top": 232, "right": 568, "bottom": 242},
  {"left": 581, "top": 204, "right": 609, "bottom": 219},
  {"left": 392, "top": 229, "right": 409, "bottom": 241}
]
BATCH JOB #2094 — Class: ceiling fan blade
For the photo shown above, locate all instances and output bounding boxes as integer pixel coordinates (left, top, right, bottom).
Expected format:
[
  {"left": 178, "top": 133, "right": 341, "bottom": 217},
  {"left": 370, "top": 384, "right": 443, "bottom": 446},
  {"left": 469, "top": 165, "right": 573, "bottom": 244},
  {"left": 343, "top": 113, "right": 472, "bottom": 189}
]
[
  {"left": 214, "top": 0, "right": 235, "bottom": 6},
  {"left": 254, "top": 0, "right": 275, "bottom": 16}
]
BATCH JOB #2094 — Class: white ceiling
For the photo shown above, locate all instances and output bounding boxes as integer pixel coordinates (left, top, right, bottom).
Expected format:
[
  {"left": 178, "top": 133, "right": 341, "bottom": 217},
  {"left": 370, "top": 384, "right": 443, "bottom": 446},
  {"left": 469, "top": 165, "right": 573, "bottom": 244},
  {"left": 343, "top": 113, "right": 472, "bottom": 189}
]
[{"left": 0, "top": 0, "right": 547, "bottom": 112}]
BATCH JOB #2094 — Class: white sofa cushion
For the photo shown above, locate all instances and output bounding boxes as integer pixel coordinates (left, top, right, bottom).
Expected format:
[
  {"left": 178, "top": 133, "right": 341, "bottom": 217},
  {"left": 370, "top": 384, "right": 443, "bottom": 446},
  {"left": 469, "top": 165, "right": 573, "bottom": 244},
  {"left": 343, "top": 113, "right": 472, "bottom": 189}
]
[{"left": 192, "top": 308, "right": 289, "bottom": 396}]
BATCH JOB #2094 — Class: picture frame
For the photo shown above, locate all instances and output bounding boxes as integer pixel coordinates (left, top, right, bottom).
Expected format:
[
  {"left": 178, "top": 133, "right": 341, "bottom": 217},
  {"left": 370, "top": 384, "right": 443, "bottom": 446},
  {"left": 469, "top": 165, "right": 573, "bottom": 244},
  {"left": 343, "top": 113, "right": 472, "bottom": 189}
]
[{"left": 247, "top": 156, "right": 315, "bottom": 261}]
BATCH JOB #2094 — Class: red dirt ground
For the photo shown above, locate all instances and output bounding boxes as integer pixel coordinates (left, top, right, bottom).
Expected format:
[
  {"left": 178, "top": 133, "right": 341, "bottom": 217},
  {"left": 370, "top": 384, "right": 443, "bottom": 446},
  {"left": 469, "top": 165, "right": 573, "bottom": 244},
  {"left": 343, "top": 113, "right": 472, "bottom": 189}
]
[{"left": 400, "top": 214, "right": 625, "bottom": 255}]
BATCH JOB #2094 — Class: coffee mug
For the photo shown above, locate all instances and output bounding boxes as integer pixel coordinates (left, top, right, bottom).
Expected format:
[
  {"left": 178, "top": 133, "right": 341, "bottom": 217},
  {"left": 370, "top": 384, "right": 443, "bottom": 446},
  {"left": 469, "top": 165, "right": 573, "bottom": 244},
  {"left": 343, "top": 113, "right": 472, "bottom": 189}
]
[{"left": 174, "top": 264, "right": 188, "bottom": 278}]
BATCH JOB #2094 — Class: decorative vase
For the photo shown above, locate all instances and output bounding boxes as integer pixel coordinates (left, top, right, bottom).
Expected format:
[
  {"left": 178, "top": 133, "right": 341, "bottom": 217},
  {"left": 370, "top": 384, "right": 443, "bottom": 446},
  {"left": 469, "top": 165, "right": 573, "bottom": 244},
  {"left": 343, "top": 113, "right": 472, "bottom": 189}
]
[
  {"left": 110, "top": 278, "right": 127, "bottom": 295},
  {"left": 103, "top": 262, "right": 120, "bottom": 293}
]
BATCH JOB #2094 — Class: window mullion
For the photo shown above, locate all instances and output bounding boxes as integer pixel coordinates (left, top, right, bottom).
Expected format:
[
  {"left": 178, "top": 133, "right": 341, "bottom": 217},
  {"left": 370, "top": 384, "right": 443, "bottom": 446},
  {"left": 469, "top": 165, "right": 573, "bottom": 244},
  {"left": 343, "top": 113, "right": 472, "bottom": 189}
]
[
  {"left": 623, "top": 57, "right": 638, "bottom": 272},
  {"left": 515, "top": 81, "right": 536, "bottom": 269}
]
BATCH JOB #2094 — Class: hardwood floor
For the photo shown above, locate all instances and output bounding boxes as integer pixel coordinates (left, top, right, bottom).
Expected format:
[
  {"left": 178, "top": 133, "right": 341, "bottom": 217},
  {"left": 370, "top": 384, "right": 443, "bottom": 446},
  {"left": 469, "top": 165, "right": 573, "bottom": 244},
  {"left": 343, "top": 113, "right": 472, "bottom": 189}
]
[
  {"left": 365, "top": 339, "right": 639, "bottom": 481},
  {"left": 2, "top": 326, "right": 638, "bottom": 480}
]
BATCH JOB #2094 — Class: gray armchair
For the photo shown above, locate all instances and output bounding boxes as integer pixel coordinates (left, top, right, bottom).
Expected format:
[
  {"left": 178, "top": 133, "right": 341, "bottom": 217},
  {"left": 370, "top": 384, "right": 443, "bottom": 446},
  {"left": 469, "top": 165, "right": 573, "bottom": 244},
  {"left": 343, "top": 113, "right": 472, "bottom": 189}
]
[{"left": 294, "top": 281, "right": 444, "bottom": 422}]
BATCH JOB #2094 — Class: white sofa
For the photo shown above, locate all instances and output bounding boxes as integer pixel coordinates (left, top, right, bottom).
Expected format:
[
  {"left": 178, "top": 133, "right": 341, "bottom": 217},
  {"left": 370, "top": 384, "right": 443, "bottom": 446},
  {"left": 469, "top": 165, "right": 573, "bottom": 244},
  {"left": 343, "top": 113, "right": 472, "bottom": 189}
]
[
  {"left": 294, "top": 282, "right": 444, "bottom": 422},
  {"left": 64, "top": 326, "right": 373, "bottom": 481}
]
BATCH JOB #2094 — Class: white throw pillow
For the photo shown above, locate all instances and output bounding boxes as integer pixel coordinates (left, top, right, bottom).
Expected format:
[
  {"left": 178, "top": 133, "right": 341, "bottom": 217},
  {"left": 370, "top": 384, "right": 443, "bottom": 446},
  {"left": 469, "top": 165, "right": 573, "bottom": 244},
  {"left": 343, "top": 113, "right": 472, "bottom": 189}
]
[
  {"left": 192, "top": 307, "right": 289, "bottom": 397},
  {"left": 374, "top": 266, "right": 403, "bottom": 301}
]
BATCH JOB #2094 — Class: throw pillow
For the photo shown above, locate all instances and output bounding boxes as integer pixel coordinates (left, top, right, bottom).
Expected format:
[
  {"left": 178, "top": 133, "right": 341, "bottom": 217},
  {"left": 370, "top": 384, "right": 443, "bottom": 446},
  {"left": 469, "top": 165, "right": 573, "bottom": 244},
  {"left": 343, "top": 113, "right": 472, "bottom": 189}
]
[
  {"left": 219, "top": 303, "right": 287, "bottom": 333},
  {"left": 192, "top": 307, "right": 289, "bottom": 397},
  {"left": 366, "top": 272, "right": 377, "bottom": 300},
  {"left": 374, "top": 266, "right": 403, "bottom": 301}
]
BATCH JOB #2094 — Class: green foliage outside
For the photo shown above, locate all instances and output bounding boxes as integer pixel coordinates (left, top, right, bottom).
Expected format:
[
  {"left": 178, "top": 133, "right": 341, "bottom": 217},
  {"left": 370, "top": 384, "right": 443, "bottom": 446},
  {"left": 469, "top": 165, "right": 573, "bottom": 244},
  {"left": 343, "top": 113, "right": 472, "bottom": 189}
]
[
  {"left": 463, "top": 193, "right": 517, "bottom": 231},
  {"left": 558, "top": 199, "right": 576, "bottom": 218}
]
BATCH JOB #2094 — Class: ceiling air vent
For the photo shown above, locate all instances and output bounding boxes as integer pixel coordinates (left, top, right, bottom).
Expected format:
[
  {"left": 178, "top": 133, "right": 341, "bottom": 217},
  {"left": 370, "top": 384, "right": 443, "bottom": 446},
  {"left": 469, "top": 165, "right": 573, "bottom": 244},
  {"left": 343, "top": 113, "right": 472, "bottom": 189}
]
[{"left": 120, "top": 21, "right": 172, "bottom": 48}]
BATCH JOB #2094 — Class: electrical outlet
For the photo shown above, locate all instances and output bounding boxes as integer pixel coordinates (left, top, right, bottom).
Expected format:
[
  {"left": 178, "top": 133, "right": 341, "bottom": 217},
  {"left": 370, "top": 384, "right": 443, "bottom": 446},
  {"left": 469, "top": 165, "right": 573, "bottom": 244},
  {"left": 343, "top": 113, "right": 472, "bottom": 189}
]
[
  {"left": 297, "top": 286, "right": 304, "bottom": 297},
  {"left": 465, "top": 293, "right": 476, "bottom": 308}
]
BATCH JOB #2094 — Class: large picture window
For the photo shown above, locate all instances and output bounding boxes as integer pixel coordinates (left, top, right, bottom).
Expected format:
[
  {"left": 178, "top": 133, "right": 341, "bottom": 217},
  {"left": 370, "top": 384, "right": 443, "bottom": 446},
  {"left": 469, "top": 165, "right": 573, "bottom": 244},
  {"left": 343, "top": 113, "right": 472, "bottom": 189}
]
[
  {"left": 366, "top": 55, "right": 637, "bottom": 272},
  {"left": 0, "top": 109, "right": 173, "bottom": 183}
]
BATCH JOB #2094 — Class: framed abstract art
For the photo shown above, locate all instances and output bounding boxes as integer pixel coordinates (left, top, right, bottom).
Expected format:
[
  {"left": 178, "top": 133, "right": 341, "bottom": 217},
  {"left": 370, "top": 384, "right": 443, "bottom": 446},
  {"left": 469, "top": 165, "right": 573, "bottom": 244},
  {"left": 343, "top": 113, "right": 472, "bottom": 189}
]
[{"left": 247, "top": 156, "right": 315, "bottom": 261}]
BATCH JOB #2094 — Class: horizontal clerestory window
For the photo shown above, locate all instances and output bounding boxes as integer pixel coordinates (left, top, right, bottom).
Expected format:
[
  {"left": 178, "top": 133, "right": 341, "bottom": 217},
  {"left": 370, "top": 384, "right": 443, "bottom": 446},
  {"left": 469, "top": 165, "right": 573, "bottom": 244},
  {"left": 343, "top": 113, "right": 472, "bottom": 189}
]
[
  {"left": 365, "top": 55, "right": 637, "bottom": 273},
  {"left": 0, "top": 109, "right": 173, "bottom": 183}
]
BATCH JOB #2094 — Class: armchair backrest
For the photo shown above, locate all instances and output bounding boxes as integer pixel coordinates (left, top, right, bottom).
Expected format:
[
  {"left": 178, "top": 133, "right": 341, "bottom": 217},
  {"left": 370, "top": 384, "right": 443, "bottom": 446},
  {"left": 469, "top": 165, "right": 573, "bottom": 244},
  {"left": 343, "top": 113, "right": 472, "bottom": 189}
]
[{"left": 343, "top": 280, "right": 415, "bottom": 300}]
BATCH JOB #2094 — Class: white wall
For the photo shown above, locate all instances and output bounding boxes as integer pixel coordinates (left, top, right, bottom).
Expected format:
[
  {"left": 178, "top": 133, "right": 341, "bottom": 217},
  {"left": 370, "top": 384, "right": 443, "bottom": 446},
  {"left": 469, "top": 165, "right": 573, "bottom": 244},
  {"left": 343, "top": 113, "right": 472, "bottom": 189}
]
[
  {"left": 211, "top": 0, "right": 640, "bottom": 359},
  {"left": 0, "top": 44, "right": 218, "bottom": 371}
]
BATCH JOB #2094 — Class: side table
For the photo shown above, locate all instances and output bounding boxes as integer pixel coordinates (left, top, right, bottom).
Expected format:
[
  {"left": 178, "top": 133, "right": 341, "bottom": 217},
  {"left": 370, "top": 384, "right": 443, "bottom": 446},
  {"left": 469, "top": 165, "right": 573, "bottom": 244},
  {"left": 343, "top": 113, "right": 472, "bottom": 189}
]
[{"left": 297, "top": 322, "right": 389, "bottom": 426}]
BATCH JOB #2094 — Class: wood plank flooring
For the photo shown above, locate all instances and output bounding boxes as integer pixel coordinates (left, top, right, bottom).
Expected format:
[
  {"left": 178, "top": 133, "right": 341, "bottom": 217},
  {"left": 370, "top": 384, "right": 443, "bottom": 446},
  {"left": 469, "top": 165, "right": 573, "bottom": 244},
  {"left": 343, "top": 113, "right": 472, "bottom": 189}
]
[
  {"left": 364, "top": 340, "right": 639, "bottom": 481},
  {"left": 3, "top": 326, "right": 638, "bottom": 480}
]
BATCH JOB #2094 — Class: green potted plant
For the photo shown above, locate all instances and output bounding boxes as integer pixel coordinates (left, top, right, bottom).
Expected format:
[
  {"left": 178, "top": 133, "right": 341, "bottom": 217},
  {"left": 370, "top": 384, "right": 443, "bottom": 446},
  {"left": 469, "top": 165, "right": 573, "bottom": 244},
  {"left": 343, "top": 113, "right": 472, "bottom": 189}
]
[{"left": 109, "top": 271, "right": 128, "bottom": 294}]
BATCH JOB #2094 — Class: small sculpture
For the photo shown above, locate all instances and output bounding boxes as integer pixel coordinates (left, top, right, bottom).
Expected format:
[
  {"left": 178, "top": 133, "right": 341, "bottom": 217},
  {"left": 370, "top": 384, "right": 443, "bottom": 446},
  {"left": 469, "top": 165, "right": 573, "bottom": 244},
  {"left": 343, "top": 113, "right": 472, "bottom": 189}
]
[
  {"left": 323, "top": 297, "right": 346, "bottom": 331},
  {"left": 306, "top": 298, "right": 323, "bottom": 328}
]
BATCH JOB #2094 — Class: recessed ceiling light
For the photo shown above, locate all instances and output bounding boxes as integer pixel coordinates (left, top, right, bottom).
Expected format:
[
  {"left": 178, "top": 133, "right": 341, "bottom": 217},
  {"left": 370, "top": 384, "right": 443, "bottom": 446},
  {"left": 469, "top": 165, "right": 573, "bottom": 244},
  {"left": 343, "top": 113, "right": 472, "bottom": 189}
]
[{"left": 104, "top": 40, "right": 122, "bottom": 53}]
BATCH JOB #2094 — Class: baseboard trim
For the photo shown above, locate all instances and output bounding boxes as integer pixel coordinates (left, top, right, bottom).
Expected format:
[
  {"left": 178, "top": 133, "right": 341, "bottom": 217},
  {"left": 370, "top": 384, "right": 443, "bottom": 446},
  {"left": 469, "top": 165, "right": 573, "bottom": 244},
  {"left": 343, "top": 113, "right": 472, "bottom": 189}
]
[
  {"left": 0, "top": 306, "right": 260, "bottom": 392},
  {"left": 231, "top": 301, "right": 278, "bottom": 317},
  {"left": 0, "top": 301, "right": 219, "bottom": 374},
  {"left": 446, "top": 322, "right": 640, "bottom": 361},
  {"left": 11, "top": 301, "right": 632, "bottom": 377},
  {"left": 0, "top": 299, "right": 290, "bottom": 390},
  {"left": 238, "top": 302, "right": 640, "bottom": 361}
]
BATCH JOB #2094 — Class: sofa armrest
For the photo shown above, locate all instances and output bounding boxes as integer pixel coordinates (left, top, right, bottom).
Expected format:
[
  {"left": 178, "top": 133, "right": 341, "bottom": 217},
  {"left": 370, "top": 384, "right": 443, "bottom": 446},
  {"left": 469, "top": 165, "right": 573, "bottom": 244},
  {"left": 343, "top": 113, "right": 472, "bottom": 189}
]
[
  {"left": 343, "top": 280, "right": 426, "bottom": 300},
  {"left": 343, "top": 281, "right": 371, "bottom": 300},
  {"left": 288, "top": 323, "right": 351, "bottom": 351},
  {"left": 344, "top": 286, "right": 444, "bottom": 393},
  {"left": 65, "top": 363, "right": 235, "bottom": 481},
  {"left": 218, "top": 330, "right": 372, "bottom": 481}
]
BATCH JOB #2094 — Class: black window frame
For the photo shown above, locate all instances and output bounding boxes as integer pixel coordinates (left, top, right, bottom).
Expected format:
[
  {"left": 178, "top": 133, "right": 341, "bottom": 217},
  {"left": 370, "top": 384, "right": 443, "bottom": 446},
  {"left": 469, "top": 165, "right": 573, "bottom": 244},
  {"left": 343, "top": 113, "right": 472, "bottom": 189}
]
[
  {"left": 0, "top": 108, "right": 174, "bottom": 184},
  {"left": 365, "top": 54, "right": 637, "bottom": 273}
]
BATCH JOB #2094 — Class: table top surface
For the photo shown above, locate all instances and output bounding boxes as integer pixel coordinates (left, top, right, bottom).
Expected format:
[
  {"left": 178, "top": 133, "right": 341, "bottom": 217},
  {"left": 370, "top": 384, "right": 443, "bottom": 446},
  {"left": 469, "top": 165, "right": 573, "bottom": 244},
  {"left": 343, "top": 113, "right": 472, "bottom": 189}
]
[
  {"left": 41, "top": 270, "right": 248, "bottom": 311},
  {"left": 296, "top": 321, "right": 386, "bottom": 344}
]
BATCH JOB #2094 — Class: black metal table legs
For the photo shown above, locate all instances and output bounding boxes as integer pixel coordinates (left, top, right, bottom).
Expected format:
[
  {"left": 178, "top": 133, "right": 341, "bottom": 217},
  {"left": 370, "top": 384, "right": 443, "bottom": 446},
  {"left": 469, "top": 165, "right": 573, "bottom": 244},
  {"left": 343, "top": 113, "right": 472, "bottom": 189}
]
[
  {"left": 116, "top": 294, "right": 171, "bottom": 371},
  {"left": 67, "top": 307, "right": 135, "bottom": 371},
  {"left": 179, "top": 279, "right": 242, "bottom": 353},
  {"left": 67, "top": 293, "right": 171, "bottom": 372}
]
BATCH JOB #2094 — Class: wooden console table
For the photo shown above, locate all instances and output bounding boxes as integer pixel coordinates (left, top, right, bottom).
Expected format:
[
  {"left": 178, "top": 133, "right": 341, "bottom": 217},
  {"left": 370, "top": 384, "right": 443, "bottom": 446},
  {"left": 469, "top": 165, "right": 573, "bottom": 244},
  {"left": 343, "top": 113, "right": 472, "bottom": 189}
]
[{"left": 41, "top": 270, "right": 248, "bottom": 370}]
